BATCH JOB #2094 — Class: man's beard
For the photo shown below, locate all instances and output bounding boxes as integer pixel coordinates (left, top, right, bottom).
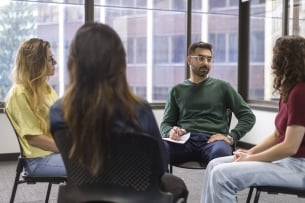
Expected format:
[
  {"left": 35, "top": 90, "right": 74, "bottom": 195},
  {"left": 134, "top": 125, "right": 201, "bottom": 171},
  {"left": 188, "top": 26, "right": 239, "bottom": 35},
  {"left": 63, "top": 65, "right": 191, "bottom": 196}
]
[{"left": 192, "top": 66, "right": 210, "bottom": 78}]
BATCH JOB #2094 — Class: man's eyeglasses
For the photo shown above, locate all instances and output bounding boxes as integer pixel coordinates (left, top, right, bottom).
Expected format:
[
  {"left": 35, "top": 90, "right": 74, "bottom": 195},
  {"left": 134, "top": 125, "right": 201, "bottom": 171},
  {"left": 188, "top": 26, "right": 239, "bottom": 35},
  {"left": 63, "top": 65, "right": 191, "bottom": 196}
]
[{"left": 190, "top": 55, "right": 213, "bottom": 63}]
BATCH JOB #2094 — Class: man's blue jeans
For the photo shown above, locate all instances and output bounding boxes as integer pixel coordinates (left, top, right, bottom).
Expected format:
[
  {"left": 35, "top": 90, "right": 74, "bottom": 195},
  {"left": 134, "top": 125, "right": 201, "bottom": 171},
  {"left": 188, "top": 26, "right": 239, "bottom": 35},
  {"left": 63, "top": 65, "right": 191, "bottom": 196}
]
[{"left": 164, "top": 132, "right": 233, "bottom": 164}]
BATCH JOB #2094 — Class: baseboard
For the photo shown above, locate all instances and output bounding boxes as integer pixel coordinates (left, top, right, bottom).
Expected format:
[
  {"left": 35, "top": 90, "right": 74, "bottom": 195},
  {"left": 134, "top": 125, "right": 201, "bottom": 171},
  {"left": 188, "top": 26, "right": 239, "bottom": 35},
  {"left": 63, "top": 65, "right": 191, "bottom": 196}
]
[
  {"left": 0, "top": 153, "right": 18, "bottom": 161},
  {"left": 236, "top": 141, "right": 255, "bottom": 150}
]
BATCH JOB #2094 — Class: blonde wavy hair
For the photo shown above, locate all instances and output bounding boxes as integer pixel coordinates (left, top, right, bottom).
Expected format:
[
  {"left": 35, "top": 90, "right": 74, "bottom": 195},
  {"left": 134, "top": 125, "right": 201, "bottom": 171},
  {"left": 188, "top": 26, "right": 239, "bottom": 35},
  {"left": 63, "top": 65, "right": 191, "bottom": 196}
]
[{"left": 12, "top": 38, "right": 51, "bottom": 133}]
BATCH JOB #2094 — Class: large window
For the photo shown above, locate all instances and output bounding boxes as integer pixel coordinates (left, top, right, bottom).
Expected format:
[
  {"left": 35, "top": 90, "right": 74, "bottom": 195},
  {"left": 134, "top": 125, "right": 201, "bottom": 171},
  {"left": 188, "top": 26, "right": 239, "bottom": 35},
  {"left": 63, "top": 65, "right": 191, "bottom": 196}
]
[
  {"left": 0, "top": 0, "right": 84, "bottom": 101},
  {"left": 0, "top": 0, "right": 304, "bottom": 105},
  {"left": 94, "top": 0, "right": 188, "bottom": 102},
  {"left": 94, "top": 0, "right": 240, "bottom": 102},
  {"left": 248, "top": 0, "right": 305, "bottom": 101},
  {"left": 192, "top": 0, "right": 239, "bottom": 87}
]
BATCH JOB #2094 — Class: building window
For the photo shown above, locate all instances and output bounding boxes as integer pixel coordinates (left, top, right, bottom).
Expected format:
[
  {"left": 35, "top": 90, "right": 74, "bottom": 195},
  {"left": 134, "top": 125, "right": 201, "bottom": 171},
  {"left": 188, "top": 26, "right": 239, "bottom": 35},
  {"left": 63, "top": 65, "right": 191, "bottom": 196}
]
[
  {"left": 209, "top": 33, "right": 226, "bottom": 63},
  {"left": 1, "top": 0, "right": 301, "bottom": 105}
]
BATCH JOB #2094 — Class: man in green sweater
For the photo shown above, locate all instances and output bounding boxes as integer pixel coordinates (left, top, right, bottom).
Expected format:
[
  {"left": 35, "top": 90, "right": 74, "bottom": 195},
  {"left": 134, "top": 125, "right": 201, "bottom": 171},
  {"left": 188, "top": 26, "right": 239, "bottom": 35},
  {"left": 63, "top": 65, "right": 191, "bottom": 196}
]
[{"left": 160, "top": 41, "right": 256, "bottom": 165}]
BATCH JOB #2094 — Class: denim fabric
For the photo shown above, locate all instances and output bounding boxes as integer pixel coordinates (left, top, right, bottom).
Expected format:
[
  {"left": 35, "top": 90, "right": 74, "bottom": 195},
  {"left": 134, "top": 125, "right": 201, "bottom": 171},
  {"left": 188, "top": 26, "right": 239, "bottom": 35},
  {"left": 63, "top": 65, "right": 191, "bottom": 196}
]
[
  {"left": 200, "top": 156, "right": 305, "bottom": 203},
  {"left": 24, "top": 153, "right": 66, "bottom": 176},
  {"left": 164, "top": 133, "right": 233, "bottom": 164}
]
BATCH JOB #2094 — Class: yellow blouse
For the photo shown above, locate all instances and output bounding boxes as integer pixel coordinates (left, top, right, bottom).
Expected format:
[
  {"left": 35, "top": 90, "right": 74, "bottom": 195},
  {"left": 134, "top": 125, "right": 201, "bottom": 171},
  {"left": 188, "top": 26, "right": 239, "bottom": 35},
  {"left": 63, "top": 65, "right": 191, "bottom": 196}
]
[{"left": 6, "top": 84, "right": 58, "bottom": 158}]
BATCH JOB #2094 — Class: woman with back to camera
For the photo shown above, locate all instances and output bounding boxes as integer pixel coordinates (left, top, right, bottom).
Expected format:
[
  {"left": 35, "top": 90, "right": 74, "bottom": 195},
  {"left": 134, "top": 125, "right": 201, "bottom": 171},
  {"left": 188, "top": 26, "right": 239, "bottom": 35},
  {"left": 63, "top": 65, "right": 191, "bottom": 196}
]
[
  {"left": 49, "top": 22, "right": 188, "bottom": 202},
  {"left": 6, "top": 38, "right": 66, "bottom": 176},
  {"left": 200, "top": 35, "right": 305, "bottom": 203}
]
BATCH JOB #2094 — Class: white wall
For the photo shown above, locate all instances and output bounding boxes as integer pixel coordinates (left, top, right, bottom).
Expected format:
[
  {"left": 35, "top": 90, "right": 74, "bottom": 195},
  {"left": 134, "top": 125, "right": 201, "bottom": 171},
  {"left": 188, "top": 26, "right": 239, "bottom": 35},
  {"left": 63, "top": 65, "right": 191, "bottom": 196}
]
[
  {"left": 0, "top": 113, "right": 19, "bottom": 154},
  {"left": 0, "top": 109, "right": 276, "bottom": 154},
  {"left": 238, "top": 109, "right": 276, "bottom": 144}
]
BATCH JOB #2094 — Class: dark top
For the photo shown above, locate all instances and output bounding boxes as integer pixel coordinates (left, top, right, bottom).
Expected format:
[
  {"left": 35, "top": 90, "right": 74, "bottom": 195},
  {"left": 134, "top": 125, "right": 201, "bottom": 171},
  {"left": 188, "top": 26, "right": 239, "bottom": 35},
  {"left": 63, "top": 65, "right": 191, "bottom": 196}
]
[
  {"left": 49, "top": 99, "right": 168, "bottom": 182},
  {"left": 275, "top": 82, "right": 305, "bottom": 157},
  {"left": 160, "top": 77, "right": 256, "bottom": 141}
]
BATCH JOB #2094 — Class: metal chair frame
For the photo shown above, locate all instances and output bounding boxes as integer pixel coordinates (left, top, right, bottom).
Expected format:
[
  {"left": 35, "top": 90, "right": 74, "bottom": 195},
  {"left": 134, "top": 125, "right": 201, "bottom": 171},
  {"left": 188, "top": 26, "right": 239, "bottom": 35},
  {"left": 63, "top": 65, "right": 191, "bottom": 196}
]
[
  {"left": 246, "top": 185, "right": 305, "bottom": 203},
  {"left": 5, "top": 109, "right": 67, "bottom": 203}
]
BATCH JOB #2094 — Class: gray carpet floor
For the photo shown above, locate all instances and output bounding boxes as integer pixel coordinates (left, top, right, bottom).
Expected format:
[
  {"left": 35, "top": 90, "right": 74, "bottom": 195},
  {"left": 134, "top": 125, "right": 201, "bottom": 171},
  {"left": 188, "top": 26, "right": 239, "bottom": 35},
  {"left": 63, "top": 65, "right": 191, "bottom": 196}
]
[{"left": 0, "top": 161, "right": 304, "bottom": 203}]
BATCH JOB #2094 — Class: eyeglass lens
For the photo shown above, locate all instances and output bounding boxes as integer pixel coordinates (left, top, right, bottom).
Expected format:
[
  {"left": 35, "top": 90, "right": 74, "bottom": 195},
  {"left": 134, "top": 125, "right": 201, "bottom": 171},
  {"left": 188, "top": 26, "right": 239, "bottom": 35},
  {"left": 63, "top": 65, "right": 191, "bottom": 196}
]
[
  {"left": 200, "top": 56, "right": 212, "bottom": 62},
  {"left": 191, "top": 55, "right": 212, "bottom": 63}
]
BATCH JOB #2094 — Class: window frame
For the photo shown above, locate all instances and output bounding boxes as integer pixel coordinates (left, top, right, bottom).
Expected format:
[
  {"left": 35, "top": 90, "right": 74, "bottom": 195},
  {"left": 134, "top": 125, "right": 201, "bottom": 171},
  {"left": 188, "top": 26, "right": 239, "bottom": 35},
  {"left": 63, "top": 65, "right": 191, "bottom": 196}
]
[{"left": 0, "top": 0, "right": 294, "bottom": 112}]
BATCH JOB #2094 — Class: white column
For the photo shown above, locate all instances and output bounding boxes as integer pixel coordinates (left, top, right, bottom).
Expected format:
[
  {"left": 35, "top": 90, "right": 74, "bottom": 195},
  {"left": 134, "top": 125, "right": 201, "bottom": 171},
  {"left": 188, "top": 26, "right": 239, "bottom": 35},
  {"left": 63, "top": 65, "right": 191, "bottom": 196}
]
[
  {"left": 147, "top": 0, "right": 153, "bottom": 102},
  {"left": 99, "top": 0, "right": 106, "bottom": 22},
  {"left": 201, "top": 1, "right": 209, "bottom": 41},
  {"left": 58, "top": 3, "right": 65, "bottom": 96}
]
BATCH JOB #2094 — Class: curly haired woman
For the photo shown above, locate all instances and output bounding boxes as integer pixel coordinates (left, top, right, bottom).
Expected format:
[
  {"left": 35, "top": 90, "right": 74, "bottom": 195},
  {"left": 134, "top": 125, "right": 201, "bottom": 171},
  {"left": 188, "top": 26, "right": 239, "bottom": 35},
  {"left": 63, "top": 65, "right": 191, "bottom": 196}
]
[{"left": 201, "top": 35, "right": 305, "bottom": 203}]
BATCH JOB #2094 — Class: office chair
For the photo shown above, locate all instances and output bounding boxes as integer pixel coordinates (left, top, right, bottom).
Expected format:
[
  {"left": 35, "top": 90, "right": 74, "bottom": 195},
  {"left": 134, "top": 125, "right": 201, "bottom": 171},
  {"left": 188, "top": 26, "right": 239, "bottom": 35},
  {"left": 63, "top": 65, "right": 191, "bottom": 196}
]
[
  {"left": 246, "top": 185, "right": 305, "bottom": 203},
  {"left": 5, "top": 109, "right": 67, "bottom": 203},
  {"left": 169, "top": 109, "right": 232, "bottom": 173},
  {"left": 54, "top": 130, "right": 174, "bottom": 203}
]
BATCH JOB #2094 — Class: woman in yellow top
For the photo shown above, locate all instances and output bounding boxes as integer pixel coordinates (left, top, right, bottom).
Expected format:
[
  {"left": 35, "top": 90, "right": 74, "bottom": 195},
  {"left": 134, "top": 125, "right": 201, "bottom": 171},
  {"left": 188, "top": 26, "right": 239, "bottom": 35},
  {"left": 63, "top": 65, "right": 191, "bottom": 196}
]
[{"left": 6, "top": 38, "right": 66, "bottom": 176}]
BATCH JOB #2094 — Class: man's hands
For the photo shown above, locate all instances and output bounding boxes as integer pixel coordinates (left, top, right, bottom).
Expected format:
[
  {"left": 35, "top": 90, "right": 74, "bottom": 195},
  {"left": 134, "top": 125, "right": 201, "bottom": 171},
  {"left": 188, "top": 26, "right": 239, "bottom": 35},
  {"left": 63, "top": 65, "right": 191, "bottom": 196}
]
[
  {"left": 169, "top": 126, "right": 187, "bottom": 140},
  {"left": 207, "top": 133, "right": 233, "bottom": 145},
  {"left": 169, "top": 129, "right": 234, "bottom": 144}
]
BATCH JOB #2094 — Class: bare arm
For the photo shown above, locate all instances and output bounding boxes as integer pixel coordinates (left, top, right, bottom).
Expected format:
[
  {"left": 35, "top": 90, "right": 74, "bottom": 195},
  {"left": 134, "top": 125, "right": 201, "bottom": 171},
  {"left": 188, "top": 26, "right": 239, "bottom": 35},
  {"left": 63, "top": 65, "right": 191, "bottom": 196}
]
[
  {"left": 235, "top": 125, "right": 305, "bottom": 162},
  {"left": 25, "top": 135, "right": 59, "bottom": 153},
  {"left": 247, "top": 130, "right": 280, "bottom": 154}
]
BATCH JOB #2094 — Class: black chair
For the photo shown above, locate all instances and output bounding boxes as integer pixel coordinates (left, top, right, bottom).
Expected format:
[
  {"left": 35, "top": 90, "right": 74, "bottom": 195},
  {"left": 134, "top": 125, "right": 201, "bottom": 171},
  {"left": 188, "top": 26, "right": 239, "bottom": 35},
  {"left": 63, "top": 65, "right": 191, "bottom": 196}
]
[
  {"left": 54, "top": 130, "right": 174, "bottom": 203},
  {"left": 5, "top": 109, "right": 67, "bottom": 203},
  {"left": 169, "top": 109, "right": 233, "bottom": 173},
  {"left": 246, "top": 185, "right": 305, "bottom": 203}
]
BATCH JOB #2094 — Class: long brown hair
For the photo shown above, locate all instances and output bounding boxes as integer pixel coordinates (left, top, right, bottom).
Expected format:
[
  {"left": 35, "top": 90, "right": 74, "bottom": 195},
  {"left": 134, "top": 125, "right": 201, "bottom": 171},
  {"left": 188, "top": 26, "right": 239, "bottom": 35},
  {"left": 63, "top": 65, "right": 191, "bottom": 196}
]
[
  {"left": 271, "top": 35, "right": 305, "bottom": 102},
  {"left": 62, "top": 23, "right": 142, "bottom": 174}
]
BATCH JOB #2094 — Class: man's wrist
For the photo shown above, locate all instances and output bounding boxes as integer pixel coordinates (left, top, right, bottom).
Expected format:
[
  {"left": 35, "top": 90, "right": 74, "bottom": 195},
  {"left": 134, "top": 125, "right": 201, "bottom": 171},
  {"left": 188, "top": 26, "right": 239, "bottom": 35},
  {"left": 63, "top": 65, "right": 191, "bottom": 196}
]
[{"left": 226, "top": 134, "right": 234, "bottom": 145}]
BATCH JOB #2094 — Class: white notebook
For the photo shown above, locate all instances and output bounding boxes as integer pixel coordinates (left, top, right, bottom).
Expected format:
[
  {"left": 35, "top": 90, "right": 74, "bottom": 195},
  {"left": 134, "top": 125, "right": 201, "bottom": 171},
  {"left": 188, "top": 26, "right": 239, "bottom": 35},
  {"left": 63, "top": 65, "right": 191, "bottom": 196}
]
[{"left": 163, "top": 132, "right": 191, "bottom": 144}]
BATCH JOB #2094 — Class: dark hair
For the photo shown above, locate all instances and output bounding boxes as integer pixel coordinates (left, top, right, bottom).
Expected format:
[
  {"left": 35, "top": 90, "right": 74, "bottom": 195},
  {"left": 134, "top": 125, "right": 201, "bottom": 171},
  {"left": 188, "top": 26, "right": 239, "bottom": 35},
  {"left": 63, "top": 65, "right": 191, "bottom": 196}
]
[
  {"left": 271, "top": 35, "right": 305, "bottom": 101},
  {"left": 188, "top": 41, "right": 213, "bottom": 55},
  {"left": 62, "top": 22, "right": 142, "bottom": 174}
]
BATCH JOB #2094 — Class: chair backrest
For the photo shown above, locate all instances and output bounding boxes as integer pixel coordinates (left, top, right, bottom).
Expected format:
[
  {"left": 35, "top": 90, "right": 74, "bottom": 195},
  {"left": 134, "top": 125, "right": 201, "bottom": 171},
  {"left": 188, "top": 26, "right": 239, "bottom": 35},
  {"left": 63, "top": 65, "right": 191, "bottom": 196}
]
[
  {"left": 57, "top": 182, "right": 173, "bottom": 203},
  {"left": 4, "top": 108, "right": 26, "bottom": 158},
  {"left": 54, "top": 130, "right": 173, "bottom": 203}
]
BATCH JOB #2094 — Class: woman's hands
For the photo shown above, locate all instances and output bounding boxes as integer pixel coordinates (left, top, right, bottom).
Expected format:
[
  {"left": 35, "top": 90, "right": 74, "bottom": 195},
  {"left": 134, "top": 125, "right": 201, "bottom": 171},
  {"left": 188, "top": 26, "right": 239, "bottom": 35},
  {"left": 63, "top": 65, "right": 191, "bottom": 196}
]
[{"left": 233, "top": 149, "right": 251, "bottom": 162}]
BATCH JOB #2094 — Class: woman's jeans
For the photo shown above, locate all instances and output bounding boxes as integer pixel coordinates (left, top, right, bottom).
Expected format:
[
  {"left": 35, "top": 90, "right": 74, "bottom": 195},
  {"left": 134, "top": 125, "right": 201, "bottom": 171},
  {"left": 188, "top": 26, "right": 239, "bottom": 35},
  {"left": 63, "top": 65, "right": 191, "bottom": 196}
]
[
  {"left": 24, "top": 153, "right": 66, "bottom": 176},
  {"left": 200, "top": 156, "right": 305, "bottom": 203}
]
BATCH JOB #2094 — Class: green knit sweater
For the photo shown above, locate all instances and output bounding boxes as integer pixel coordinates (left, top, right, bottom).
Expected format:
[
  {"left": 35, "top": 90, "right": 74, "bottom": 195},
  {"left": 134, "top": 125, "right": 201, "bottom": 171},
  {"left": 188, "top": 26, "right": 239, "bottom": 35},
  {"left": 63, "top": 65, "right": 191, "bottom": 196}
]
[{"left": 160, "top": 77, "right": 256, "bottom": 142}]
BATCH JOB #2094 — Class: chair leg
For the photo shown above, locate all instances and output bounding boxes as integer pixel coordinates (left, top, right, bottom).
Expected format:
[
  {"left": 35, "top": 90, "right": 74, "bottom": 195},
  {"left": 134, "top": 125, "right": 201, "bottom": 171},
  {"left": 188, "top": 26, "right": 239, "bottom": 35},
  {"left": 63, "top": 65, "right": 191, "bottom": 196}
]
[
  {"left": 45, "top": 183, "right": 52, "bottom": 203},
  {"left": 10, "top": 170, "right": 22, "bottom": 203},
  {"left": 253, "top": 189, "right": 261, "bottom": 203},
  {"left": 10, "top": 159, "right": 23, "bottom": 203},
  {"left": 9, "top": 182, "right": 19, "bottom": 203},
  {"left": 169, "top": 164, "right": 173, "bottom": 174},
  {"left": 246, "top": 187, "right": 254, "bottom": 203}
]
